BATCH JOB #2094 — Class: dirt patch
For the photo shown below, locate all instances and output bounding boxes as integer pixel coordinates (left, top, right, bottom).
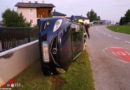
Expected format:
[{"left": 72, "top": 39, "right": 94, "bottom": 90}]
[{"left": 50, "top": 75, "right": 66, "bottom": 90}]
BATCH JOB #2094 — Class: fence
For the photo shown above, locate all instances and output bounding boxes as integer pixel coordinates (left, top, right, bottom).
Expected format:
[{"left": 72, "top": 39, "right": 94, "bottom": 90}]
[{"left": 0, "top": 27, "right": 38, "bottom": 52}]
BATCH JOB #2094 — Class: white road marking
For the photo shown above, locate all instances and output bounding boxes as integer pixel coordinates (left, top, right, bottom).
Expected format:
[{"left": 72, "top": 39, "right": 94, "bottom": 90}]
[
  {"left": 125, "top": 51, "right": 130, "bottom": 55},
  {"left": 114, "top": 37, "right": 120, "bottom": 40},
  {"left": 107, "top": 34, "right": 112, "bottom": 37},
  {"left": 125, "top": 41, "right": 130, "bottom": 44},
  {"left": 116, "top": 52, "right": 127, "bottom": 56},
  {"left": 112, "top": 51, "right": 116, "bottom": 55}
]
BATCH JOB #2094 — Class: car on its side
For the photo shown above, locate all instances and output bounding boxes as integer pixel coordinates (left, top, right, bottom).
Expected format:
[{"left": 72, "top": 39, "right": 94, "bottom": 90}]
[{"left": 38, "top": 17, "right": 84, "bottom": 75}]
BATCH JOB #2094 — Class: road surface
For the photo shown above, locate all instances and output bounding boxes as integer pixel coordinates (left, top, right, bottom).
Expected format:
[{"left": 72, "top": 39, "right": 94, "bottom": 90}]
[{"left": 87, "top": 25, "right": 130, "bottom": 90}]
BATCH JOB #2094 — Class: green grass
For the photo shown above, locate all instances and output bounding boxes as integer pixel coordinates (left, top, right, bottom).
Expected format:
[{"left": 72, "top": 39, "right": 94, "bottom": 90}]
[
  {"left": 107, "top": 25, "right": 130, "bottom": 34},
  {"left": 12, "top": 61, "right": 52, "bottom": 90},
  {"left": 59, "top": 50, "right": 95, "bottom": 90},
  {"left": 11, "top": 50, "right": 95, "bottom": 90}
]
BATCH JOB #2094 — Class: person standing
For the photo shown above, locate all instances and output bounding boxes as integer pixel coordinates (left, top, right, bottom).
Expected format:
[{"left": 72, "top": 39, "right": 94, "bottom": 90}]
[{"left": 84, "top": 22, "right": 90, "bottom": 39}]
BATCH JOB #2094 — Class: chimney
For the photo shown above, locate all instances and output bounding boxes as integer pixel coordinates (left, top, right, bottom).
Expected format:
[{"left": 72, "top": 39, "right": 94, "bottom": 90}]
[
  {"left": 29, "top": 1, "right": 31, "bottom": 3},
  {"left": 35, "top": 1, "right": 38, "bottom": 3}
]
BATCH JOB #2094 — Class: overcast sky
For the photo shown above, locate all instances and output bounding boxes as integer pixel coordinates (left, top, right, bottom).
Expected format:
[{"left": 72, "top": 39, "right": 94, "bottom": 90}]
[{"left": 0, "top": 0, "right": 130, "bottom": 22}]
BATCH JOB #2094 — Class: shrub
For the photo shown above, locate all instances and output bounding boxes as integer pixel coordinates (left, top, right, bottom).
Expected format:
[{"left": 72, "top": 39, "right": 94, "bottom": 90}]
[{"left": 2, "top": 9, "right": 31, "bottom": 27}]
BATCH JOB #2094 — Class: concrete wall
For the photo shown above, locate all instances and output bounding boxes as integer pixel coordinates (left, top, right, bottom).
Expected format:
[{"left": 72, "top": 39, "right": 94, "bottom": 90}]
[
  {"left": 18, "top": 8, "right": 37, "bottom": 27},
  {"left": 0, "top": 40, "right": 40, "bottom": 86}
]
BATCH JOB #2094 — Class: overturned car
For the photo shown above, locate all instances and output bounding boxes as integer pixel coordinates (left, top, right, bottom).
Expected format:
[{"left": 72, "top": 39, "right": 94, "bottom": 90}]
[{"left": 38, "top": 17, "right": 84, "bottom": 75}]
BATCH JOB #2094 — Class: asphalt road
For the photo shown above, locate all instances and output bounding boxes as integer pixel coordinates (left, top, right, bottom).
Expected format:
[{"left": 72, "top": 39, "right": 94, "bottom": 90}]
[{"left": 86, "top": 25, "right": 130, "bottom": 90}]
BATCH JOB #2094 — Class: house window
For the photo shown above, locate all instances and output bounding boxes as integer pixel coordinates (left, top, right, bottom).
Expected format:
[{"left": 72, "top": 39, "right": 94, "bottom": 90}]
[
  {"left": 37, "top": 14, "right": 42, "bottom": 18},
  {"left": 48, "top": 10, "right": 51, "bottom": 15}
]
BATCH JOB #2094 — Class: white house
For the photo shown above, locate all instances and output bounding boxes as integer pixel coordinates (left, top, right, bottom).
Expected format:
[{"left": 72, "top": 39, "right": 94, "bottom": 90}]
[{"left": 15, "top": 2, "right": 55, "bottom": 27}]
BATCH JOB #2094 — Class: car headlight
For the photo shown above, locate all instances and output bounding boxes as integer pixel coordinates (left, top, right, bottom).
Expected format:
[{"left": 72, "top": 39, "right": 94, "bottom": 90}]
[{"left": 53, "top": 19, "right": 63, "bottom": 32}]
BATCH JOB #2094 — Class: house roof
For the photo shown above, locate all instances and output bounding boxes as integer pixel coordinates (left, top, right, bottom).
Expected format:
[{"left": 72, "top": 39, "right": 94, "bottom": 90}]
[
  {"left": 15, "top": 2, "right": 55, "bottom": 8},
  {"left": 53, "top": 11, "right": 66, "bottom": 16},
  {"left": 74, "top": 16, "right": 88, "bottom": 20}
]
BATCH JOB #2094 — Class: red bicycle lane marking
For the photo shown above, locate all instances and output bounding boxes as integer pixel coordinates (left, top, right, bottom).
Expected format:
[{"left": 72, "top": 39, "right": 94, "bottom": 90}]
[{"left": 108, "top": 48, "right": 130, "bottom": 62}]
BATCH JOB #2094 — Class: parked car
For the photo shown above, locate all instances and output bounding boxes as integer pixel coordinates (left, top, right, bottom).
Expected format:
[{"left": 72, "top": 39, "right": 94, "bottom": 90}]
[{"left": 38, "top": 17, "right": 84, "bottom": 75}]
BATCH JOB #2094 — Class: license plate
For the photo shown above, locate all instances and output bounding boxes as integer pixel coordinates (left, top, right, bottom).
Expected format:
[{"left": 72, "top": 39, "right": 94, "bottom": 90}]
[{"left": 42, "top": 42, "right": 50, "bottom": 63}]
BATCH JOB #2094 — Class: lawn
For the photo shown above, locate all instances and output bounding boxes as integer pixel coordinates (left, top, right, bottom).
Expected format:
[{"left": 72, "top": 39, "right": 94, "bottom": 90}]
[
  {"left": 107, "top": 25, "right": 130, "bottom": 34},
  {"left": 11, "top": 50, "right": 95, "bottom": 90}
]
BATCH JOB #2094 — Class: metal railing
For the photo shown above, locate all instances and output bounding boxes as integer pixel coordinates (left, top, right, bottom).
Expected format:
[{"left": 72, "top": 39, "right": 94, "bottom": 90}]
[{"left": 0, "top": 27, "right": 38, "bottom": 52}]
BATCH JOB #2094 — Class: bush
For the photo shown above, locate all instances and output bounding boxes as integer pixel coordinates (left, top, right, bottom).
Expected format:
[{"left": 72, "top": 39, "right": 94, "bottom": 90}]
[
  {"left": 2, "top": 9, "right": 31, "bottom": 27},
  {"left": 87, "top": 9, "right": 100, "bottom": 22}
]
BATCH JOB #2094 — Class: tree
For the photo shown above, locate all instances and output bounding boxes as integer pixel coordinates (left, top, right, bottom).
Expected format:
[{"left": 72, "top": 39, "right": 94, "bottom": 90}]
[
  {"left": 97, "top": 16, "right": 100, "bottom": 20},
  {"left": 87, "top": 9, "right": 101, "bottom": 22},
  {"left": 2, "top": 9, "right": 31, "bottom": 27},
  {"left": 125, "top": 9, "right": 130, "bottom": 23},
  {"left": 120, "top": 9, "right": 130, "bottom": 25},
  {"left": 120, "top": 17, "right": 126, "bottom": 25}
]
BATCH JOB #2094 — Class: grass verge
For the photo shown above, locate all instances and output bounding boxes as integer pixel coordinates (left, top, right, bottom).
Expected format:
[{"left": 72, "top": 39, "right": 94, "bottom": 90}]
[
  {"left": 11, "top": 50, "right": 95, "bottom": 90},
  {"left": 107, "top": 25, "right": 130, "bottom": 34}
]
